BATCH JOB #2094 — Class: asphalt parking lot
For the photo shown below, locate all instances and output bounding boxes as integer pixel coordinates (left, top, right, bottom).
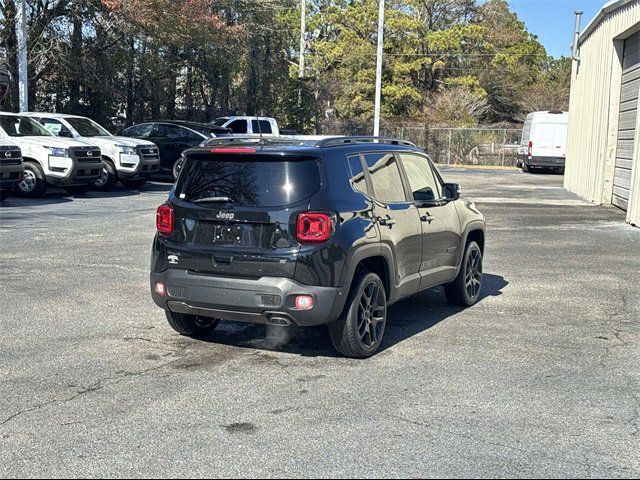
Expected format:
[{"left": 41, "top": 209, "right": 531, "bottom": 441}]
[{"left": 1, "top": 168, "right": 639, "bottom": 478}]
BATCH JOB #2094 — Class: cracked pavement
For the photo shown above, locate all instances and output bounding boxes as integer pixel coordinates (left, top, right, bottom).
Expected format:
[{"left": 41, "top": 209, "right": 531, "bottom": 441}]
[{"left": 0, "top": 169, "right": 638, "bottom": 478}]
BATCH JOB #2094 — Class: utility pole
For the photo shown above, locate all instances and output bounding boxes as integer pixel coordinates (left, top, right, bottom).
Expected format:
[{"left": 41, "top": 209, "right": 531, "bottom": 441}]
[
  {"left": 373, "top": 0, "right": 384, "bottom": 137},
  {"left": 299, "top": 0, "right": 306, "bottom": 79},
  {"left": 16, "top": 0, "right": 28, "bottom": 112}
]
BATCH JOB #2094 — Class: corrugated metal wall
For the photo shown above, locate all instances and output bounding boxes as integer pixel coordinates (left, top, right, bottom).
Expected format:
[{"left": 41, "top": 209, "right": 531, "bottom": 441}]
[{"left": 564, "top": 1, "right": 640, "bottom": 226}]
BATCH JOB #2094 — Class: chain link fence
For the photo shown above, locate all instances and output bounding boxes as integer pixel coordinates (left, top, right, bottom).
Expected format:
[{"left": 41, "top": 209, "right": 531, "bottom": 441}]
[{"left": 320, "top": 121, "right": 523, "bottom": 167}]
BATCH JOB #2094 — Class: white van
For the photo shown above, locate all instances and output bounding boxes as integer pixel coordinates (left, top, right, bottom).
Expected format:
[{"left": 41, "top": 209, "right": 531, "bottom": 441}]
[{"left": 517, "top": 111, "right": 569, "bottom": 173}]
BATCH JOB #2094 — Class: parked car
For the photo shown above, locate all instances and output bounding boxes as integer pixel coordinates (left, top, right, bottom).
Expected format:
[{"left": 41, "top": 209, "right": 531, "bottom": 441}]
[
  {"left": 0, "top": 140, "right": 24, "bottom": 201},
  {"left": 150, "top": 136, "right": 486, "bottom": 358},
  {"left": 119, "top": 120, "right": 229, "bottom": 180},
  {"left": 0, "top": 112, "right": 101, "bottom": 197},
  {"left": 517, "top": 111, "right": 569, "bottom": 173},
  {"left": 211, "top": 116, "right": 280, "bottom": 136},
  {"left": 21, "top": 113, "right": 160, "bottom": 190}
]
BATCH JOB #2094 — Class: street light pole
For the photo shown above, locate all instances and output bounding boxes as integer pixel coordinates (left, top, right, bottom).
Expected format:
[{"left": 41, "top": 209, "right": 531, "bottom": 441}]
[
  {"left": 16, "top": 0, "right": 28, "bottom": 112},
  {"left": 299, "top": 0, "right": 306, "bottom": 79},
  {"left": 373, "top": 0, "right": 384, "bottom": 137}
]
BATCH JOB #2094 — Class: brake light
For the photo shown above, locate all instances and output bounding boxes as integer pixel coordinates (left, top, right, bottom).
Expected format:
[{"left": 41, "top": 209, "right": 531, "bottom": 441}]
[
  {"left": 528, "top": 140, "right": 533, "bottom": 158},
  {"left": 210, "top": 147, "right": 257, "bottom": 154},
  {"left": 297, "top": 212, "right": 333, "bottom": 243},
  {"left": 156, "top": 204, "right": 174, "bottom": 235}
]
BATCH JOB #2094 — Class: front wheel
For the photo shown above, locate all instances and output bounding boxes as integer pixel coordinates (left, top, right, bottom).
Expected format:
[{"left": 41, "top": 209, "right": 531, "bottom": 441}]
[
  {"left": 17, "top": 163, "right": 48, "bottom": 198},
  {"left": 120, "top": 178, "right": 147, "bottom": 189},
  {"left": 328, "top": 271, "right": 387, "bottom": 358},
  {"left": 94, "top": 161, "right": 118, "bottom": 191},
  {"left": 172, "top": 158, "right": 184, "bottom": 181},
  {"left": 165, "top": 311, "right": 221, "bottom": 336},
  {"left": 445, "top": 241, "right": 483, "bottom": 307}
]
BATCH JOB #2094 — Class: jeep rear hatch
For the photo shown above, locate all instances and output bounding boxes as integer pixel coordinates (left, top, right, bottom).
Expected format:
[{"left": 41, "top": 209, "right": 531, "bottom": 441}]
[{"left": 167, "top": 151, "right": 321, "bottom": 278}]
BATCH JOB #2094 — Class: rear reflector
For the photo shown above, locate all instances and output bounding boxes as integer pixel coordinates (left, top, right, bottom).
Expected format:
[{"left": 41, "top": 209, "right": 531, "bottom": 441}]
[
  {"left": 210, "top": 147, "right": 257, "bottom": 154},
  {"left": 528, "top": 140, "right": 533, "bottom": 158},
  {"left": 156, "top": 204, "right": 174, "bottom": 235},
  {"left": 297, "top": 212, "right": 333, "bottom": 243},
  {"left": 295, "top": 295, "right": 314, "bottom": 310},
  {"left": 154, "top": 281, "right": 166, "bottom": 296}
]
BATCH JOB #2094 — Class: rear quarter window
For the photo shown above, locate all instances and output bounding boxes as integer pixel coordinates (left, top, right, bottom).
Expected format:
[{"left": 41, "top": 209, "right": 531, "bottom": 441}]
[{"left": 177, "top": 155, "right": 321, "bottom": 207}]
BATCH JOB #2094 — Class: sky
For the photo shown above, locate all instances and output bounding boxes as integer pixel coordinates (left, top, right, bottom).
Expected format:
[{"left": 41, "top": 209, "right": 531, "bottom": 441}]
[{"left": 507, "top": 0, "right": 605, "bottom": 58}]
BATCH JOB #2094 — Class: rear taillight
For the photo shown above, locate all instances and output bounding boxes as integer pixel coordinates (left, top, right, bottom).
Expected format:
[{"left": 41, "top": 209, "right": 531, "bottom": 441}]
[
  {"left": 156, "top": 204, "right": 174, "bottom": 235},
  {"left": 528, "top": 140, "right": 533, "bottom": 158},
  {"left": 297, "top": 212, "right": 333, "bottom": 244}
]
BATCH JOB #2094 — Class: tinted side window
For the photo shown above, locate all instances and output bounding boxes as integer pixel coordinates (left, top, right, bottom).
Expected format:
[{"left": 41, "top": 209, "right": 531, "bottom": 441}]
[
  {"left": 363, "top": 153, "right": 407, "bottom": 203},
  {"left": 125, "top": 124, "right": 153, "bottom": 138},
  {"left": 399, "top": 154, "right": 441, "bottom": 202},
  {"left": 251, "top": 120, "right": 273, "bottom": 134},
  {"left": 182, "top": 127, "right": 203, "bottom": 141},
  {"left": 347, "top": 155, "right": 367, "bottom": 194},
  {"left": 228, "top": 120, "right": 247, "bottom": 134}
]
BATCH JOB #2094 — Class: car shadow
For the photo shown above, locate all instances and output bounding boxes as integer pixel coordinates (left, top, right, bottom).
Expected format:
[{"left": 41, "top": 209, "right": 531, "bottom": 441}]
[
  {"left": 193, "top": 273, "right": 509, "bottom": 358},
  {"left": 1, "top": 182, "right": 173, "bottom": 207}
]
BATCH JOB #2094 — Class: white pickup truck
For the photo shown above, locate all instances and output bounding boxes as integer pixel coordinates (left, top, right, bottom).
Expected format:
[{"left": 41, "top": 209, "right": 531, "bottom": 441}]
[
  {"left": 21, "top": 113, "right": 160, "bottom": 190},
  {"left": 210, "top": 116, "right": 280, "bottom": 136},
  {"left": 0, "top": 139, "right": 23, "bottom": 201},
  {"left": 0, "top": 112, "right": 101, "bottom": 197}
]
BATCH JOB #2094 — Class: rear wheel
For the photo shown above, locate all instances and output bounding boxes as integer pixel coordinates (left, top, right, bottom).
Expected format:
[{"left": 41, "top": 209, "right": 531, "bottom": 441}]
[
  {"left": 120, "top": 178, "right": 147, "bottom": 189},
  {"left": 328, "top": 271, "right": 387, "bottom": 358},
  {"left": 445, "top": 241, "right": 483, "bottom": 307},
  {"left": 165, "top": 311, "right": 221, "bottom": 336},
  {"left": 17, "top": 163, "right": 47, "bottom": 198},
  {"left": 94, "top": 160, "right": 118, "bottom": 191}
]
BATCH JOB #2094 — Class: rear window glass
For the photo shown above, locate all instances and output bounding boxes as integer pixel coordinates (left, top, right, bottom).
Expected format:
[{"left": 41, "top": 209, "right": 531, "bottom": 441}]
[{"left": 177, "top": 155, "right": 321, "bottom": 207}]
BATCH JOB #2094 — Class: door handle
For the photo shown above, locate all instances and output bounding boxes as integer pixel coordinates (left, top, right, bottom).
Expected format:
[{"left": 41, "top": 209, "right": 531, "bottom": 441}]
[
  {"left": 421, "top": 215, "right": 436, "bottom": 223},
  {"left": 378, "top": 217, "right": 397, "bottom": 227}
]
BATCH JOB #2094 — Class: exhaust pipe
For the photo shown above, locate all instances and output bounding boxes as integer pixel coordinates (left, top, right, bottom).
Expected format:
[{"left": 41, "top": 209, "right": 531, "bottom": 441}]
[
  {"left": 266, "top": 314, "right": 292, "bottom": 327},
  {"left": 572, "top": 10, "right": 583, "bottom": 62}
]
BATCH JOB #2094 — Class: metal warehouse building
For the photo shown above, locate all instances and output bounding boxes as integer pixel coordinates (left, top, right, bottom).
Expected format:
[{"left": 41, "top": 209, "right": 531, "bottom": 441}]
[{"left": 565, "top": 0, "right": 640, "bottom": 226}]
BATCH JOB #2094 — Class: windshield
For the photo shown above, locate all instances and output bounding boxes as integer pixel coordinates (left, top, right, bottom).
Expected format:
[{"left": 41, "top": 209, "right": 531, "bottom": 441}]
[
  {"left": 177, "top": 155, "right": 321, "bottom": 207},
  {"left": 0, "top": 115, "right": 52, "bottom": 137},
  {"left": 66, "top": 117, "right": 111, "bottom": 137}
]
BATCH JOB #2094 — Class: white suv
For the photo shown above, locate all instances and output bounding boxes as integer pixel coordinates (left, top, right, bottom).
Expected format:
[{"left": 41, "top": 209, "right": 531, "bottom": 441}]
[
  {"left": 21, "top": 113, "right": 160, "bottom": 190},
  {"left": 0, "top": 112, "right": 101, "bottom": 197}
]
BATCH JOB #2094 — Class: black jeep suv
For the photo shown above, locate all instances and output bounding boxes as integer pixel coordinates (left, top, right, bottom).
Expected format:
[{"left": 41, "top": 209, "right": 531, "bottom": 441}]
[{"left": 150, "top": 137, "right": 485, "bottom": 357}]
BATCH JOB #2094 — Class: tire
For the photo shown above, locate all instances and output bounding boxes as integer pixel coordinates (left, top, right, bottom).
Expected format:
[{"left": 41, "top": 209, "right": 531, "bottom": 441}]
[
  {"left": 172, "top": 158, "right": 184, "bottom": 181},
  {"left": 16, "top": 163, "right": 48, "bottom": 198},
  {"left": 120, "top": 178, "right": 147, "bottom": 189},
  {"left": 94, "top": 160, "right": 118, "bottom": 191},
  {"left": 328, "top": 271, "right": 387, "bottom": 358},
  {"left": 522, "top": 163, "right": 529, "bottom": 173},
  {"left": 64, "top": 185, "right": 91, "bottom": 195},
  {"left": 165, "top": 310, "right": 221, "bottom": 336},
  {"left": 444, "top": 241, "right": 483, "bottom": 307},
  {"left": 0, "top": 190, "right": 10, "bottom": 201}
]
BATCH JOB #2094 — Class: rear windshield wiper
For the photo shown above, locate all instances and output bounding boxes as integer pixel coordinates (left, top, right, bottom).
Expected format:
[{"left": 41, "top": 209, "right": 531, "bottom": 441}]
[{"left": 192, "top": 196, "right": 235, "bottom": 204}]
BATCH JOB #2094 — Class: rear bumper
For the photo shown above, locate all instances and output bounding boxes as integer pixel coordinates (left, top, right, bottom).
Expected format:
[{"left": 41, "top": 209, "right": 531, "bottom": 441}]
[
  {"left": 524, "top": 156, "right": 565, "bottom": 168},
  {"left": 150, "top": 269, "right": 346, "bottom": 327}
]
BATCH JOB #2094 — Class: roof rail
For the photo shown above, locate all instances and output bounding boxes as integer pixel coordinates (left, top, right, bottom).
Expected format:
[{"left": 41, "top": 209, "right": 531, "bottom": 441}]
[
  {"left": 316, "top": 136, "right": 416, "bottom": 148},
  {"left": 205, "top": 135, "right": 297, "bottom": 147}
]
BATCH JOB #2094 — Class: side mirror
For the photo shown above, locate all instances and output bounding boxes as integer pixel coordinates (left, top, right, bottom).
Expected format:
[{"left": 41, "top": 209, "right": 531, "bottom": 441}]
[{"left": 443, "top": 183, "right": 460, "bottom": 201}]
